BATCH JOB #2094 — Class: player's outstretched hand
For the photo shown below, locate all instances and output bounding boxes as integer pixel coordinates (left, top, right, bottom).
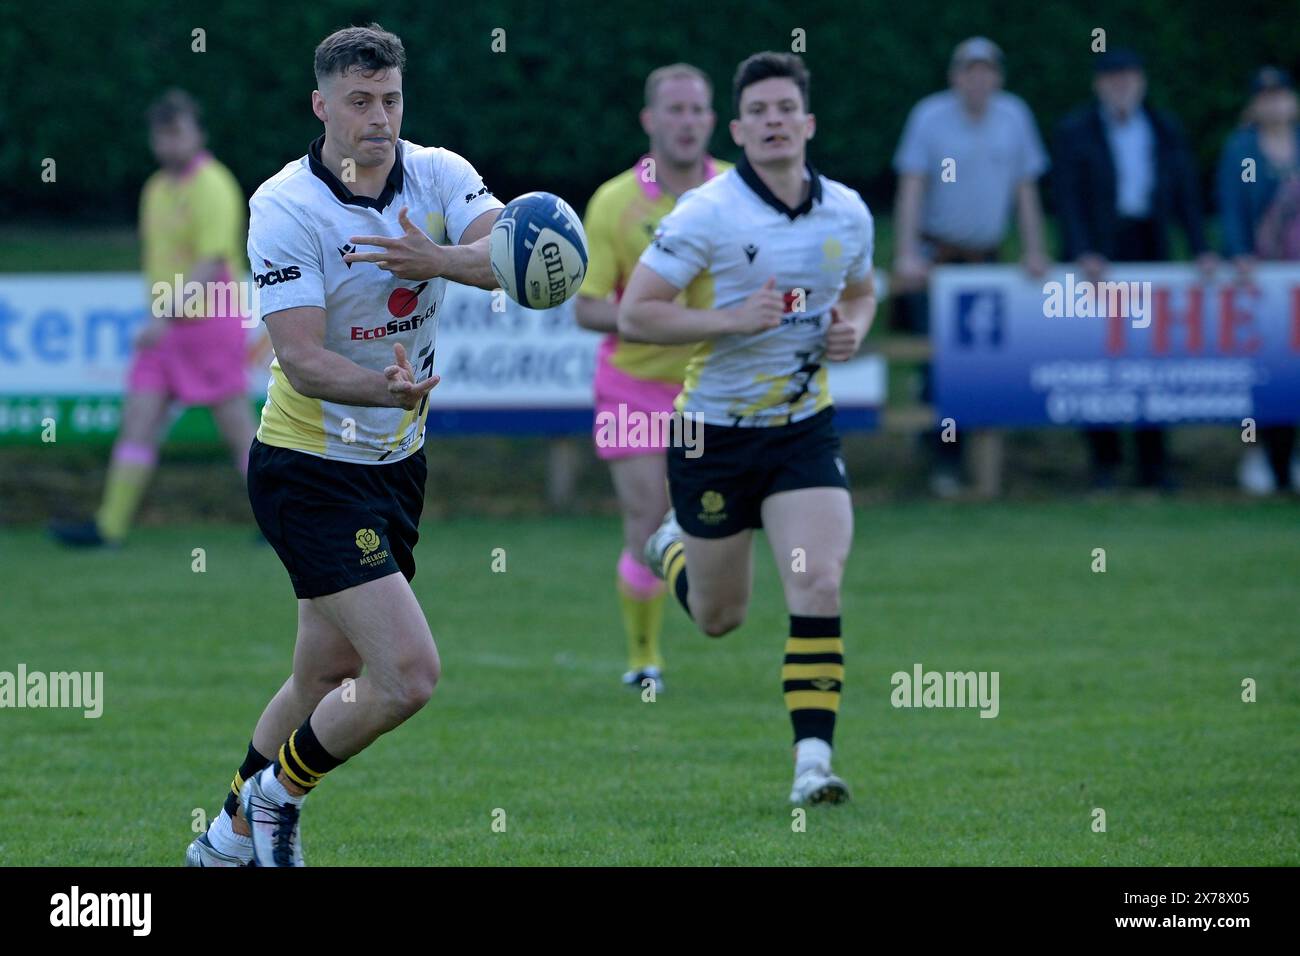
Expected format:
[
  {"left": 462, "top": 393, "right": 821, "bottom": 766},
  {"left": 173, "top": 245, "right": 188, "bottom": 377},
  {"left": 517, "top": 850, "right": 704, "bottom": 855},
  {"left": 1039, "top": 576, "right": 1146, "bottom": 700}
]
[
  {"left": 385, "top": 342, "right": 440, "bottom": 410},
  {"left": 730, "top": 277, "right": 784, "bottom": 334},
  {"left": 823, "top": 307, "right": 863, "bottom": 362},
  {"left": 346, "top": 207, "right": 445, "bottom": 280}
]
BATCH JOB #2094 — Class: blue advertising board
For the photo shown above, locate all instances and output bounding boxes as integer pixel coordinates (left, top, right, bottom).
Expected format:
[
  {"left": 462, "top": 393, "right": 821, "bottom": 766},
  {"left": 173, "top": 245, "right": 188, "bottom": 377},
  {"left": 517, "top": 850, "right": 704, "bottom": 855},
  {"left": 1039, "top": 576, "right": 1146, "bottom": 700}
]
[{"left": 931, "top": 264, "right": 1300, "bottom": 427}]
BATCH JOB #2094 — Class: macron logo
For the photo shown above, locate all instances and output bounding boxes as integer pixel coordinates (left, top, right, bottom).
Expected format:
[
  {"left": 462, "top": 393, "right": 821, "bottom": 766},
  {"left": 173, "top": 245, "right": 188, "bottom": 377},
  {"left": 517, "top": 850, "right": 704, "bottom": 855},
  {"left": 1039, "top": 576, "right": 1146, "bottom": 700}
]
[{"left": 50, "top": 886, "right": 151, "bottom": 936}]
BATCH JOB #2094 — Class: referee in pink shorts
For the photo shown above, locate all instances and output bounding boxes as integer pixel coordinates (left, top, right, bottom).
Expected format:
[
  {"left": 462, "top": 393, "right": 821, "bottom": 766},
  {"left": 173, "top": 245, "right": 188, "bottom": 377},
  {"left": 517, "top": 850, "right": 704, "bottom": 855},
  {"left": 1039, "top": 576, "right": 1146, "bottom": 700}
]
[
  {"left": 52, "top": 89, "right": 256, "bottom": 547},
  {"left": 574, "top": 63, "right": 729, "bottom": 692}
]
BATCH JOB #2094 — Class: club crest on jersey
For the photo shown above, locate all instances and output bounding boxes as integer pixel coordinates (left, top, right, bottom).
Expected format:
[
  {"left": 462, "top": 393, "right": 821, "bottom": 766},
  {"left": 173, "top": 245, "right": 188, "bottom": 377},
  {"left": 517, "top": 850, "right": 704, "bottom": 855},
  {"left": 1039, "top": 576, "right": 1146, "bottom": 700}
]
[{"left": 820, "top": 237, "right": 844, "bottom": 272}]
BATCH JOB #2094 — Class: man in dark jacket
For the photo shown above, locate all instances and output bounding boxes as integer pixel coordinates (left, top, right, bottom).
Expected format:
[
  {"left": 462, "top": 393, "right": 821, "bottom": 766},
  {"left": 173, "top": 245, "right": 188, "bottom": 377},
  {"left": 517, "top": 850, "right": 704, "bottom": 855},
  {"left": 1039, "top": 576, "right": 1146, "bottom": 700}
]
[{"left": 1053, "top": 48, "right": 1217, "bottom": 489}]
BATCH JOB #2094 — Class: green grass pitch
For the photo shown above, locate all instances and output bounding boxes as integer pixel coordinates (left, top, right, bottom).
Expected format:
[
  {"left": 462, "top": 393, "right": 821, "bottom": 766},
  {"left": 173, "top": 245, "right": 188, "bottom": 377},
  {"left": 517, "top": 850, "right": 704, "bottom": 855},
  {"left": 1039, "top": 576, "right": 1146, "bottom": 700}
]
[{"left": 2, "top": 500, "right": 1296, "bottom": 865}]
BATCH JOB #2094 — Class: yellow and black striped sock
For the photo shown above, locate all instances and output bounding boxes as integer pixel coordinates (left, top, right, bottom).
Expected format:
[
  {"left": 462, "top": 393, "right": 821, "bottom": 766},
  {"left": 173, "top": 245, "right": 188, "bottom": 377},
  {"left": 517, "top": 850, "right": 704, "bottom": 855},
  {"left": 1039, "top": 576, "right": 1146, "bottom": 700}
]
[
  {"left": 782, "top": 615, "right": 843, "bottom": 745},
  {"left": 223, "top": 741, "right": 270, "bottom": 818},
  {"left": 661, "top": 540, "right": 691, "bottom": 618},
  {"left": 275, "top": 717, "right": 345, "bottom": 792}
]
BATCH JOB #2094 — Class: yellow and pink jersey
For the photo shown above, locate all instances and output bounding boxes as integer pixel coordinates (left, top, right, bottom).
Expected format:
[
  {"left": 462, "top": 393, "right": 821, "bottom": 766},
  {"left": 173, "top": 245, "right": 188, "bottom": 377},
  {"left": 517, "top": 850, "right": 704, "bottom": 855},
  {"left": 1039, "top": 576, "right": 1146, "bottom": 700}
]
[
  {"left": 139, "top": 151, "right": 246, "bottom": 317},
  {"left": 580, "top": 155, "right": 728, "bottom": 383},
  {"left": 580, "top": 155, "right": 728, "bottom": 459}
]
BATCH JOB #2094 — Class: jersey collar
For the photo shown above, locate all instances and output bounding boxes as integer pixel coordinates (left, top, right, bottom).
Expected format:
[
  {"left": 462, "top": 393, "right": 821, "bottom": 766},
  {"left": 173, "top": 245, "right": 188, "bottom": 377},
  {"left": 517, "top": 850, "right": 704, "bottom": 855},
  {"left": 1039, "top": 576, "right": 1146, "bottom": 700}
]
[
  {"left": 308, "top": 135, "right": 405, "bottom": 211},
  {"left": 736, "top": 154, "right": 822, "bottom": 220},
  {"left": 171, "top": 150, "right": 212, "bottom": 182},
  {"left": 635, "top": 153, "right": 719, "bottom": 201}
]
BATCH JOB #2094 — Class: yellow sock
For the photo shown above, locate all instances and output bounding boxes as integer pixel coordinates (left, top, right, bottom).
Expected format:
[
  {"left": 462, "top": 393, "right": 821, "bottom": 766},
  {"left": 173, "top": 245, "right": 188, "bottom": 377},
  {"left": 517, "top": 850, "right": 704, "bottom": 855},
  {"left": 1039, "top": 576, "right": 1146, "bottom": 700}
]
[
  {"left": 95, "top": 443, "right": 157, "bottom": 542},
  {"left": 618, "top": 580, "right": 665, "bottom": 671}
]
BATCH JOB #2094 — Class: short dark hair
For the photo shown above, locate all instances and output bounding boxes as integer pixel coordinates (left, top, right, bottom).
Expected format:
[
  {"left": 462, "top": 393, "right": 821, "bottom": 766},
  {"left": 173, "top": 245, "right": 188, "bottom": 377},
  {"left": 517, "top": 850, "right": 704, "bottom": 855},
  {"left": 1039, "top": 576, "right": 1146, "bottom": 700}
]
[
  {"left": 314, "top": 23, "right": 406, "bottom": 87},
  {"left": 732, "top": 52, "right": 810, "bottom": 116},
  {"left": 146, "top": 89, "right": 202, "bottom": 128}
]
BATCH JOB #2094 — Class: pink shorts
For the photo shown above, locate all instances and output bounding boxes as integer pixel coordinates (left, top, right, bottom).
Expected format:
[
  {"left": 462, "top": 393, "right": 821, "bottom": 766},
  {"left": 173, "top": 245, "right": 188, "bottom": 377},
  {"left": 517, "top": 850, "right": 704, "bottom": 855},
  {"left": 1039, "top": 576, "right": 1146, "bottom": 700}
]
[
  {"left": 593, "top": 356, "right": 682, "bottom": 461},
  {"left": 128, "top": 313, "right": 248, "bottom": 405}
]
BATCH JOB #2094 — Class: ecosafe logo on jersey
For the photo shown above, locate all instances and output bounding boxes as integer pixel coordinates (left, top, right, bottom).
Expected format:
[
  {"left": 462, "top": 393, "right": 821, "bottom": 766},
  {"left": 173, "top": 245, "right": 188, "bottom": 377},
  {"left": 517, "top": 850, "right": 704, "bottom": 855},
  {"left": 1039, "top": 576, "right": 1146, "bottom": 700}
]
[{"left": 351, "top": 282, "right": 433, "bottom": 339}]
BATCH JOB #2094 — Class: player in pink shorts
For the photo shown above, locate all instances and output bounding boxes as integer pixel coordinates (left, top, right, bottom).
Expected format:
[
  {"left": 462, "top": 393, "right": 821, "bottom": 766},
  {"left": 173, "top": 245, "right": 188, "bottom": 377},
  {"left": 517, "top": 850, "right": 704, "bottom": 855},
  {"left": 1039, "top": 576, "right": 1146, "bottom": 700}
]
[
  {"left": 575, "top": 63, "right": 729, "bottom": 692},
  {"left": 51, "top": 90, "right": 256, "bottom": 548}
]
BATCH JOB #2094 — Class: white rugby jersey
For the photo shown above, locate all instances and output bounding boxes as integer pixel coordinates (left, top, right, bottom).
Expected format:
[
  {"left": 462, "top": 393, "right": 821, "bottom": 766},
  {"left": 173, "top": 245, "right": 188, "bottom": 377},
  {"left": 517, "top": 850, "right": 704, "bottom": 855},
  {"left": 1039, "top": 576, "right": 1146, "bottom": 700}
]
[
  {"left": 248, "top": 136, "right": 503, "bottom": 462},
  {"left": 638, "top": 156, "right": 874, "bottom": 427}
]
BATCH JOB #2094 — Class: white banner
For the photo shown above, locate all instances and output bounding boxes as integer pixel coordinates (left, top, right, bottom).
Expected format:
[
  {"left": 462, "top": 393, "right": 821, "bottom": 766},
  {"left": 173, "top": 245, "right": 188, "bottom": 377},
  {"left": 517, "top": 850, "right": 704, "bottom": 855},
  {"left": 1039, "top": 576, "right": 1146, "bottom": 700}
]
[{"left": 0, "top": 273, "right": 884, "bottom": 410}]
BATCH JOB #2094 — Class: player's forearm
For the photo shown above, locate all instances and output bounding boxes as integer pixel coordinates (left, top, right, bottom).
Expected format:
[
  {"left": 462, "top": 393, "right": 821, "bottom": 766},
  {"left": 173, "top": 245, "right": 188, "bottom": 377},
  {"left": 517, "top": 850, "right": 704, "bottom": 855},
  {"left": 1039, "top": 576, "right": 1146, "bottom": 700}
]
[
  {"left": 280, "top": 347, "right": 399, "bottom": 408},
  {"left": 893, "top": 176, "right": 924, "bottom": 258},
  {"left": 437, "top": 236, "right": 497, "bottom": 290},
  {"left": 1016, "top": 181, "right": 1047, "bottom": 259},
  {"left": 839, "top": 293, "right": 877, "bottom": 340},
  {"left": 574, "top": 295, "right": 620, "bottom": 332},
  {"left": 618, "top": 298, "right": 739, "bottom": 344}
]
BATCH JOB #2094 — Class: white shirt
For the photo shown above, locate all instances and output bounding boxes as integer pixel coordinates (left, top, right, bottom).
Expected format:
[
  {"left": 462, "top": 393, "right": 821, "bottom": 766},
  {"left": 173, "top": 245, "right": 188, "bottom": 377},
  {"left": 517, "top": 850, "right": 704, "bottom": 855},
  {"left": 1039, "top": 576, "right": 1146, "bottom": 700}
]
[
  {"left": 638, "top": 157, "right": 874, "bottom": 427},
  {"left": 247, "top": 136, "right": 503, "bottom": 463},
  {"left": 1102, "top": 107, "right": 1155, "bottom": 218}
]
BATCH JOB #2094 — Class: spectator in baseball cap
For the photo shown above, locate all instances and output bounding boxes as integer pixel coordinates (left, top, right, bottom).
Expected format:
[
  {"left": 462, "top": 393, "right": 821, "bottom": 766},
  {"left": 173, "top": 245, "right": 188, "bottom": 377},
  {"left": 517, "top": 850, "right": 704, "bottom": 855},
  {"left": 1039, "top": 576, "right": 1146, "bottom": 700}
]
[
  {"left": 890, "top": 35, "right": 1051, "bottom": 495},
  {"left": 950, "top": 36, "right": 1004, "bottom": 70}
]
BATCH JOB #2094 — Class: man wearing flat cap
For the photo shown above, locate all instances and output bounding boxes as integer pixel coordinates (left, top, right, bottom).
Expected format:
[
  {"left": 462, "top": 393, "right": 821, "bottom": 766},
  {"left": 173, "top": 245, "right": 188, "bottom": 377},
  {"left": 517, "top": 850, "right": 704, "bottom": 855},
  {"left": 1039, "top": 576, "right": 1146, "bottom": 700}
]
[{"left": 1053, "top": 48, "right": 1216, "bottom": 490}]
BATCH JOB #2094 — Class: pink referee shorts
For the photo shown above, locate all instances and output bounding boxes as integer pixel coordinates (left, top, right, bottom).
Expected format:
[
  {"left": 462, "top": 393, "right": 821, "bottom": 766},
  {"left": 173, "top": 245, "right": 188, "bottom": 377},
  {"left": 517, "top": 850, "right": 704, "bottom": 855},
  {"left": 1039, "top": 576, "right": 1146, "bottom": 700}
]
[
  {"left": 592, "top": 342, "right": 682, "bottom": 461},
  {"left": 128, "top": 312, "right": 248, "bottom": 405}
]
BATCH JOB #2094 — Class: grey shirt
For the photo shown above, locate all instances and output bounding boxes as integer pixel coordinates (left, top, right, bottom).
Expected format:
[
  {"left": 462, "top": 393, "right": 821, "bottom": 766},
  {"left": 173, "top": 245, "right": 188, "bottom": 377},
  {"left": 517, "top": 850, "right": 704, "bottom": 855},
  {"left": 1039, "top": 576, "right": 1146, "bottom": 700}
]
[{"left": 893, "top": 90, "right": 1048, "bottom": 250}]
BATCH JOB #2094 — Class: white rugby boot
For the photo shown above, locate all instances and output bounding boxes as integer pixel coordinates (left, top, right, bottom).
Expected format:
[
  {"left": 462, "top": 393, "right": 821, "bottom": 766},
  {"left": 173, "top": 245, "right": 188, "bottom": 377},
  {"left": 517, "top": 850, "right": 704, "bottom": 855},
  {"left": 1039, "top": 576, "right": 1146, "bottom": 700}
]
[
  {"left": 789, "top": 765, "right": 852, "bottom": 806},
  {"left": 241, "top": 765, "right": 306, "bottom": 867},
  {"left": 184, "top": 830, "right": 253, "bottom": 867},
  {"left": 642, "top": 510, "right": 683, "bottom": 581}
]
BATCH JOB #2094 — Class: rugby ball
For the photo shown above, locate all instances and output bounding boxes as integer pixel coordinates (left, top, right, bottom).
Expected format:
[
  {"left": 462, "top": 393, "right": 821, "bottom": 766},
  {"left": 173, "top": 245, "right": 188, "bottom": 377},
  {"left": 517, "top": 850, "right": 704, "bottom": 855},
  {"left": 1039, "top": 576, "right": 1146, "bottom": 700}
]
[{"left": 490, "top": 192, "right": 588, "bottom": 309}]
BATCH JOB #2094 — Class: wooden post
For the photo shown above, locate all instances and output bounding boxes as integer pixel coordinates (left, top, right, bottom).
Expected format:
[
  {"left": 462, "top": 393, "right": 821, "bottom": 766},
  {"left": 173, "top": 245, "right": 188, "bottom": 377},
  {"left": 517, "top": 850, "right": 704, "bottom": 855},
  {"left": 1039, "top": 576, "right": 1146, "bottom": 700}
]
[
  {"left": 546, "top": 437, "right": 580, "bottom": 511},
  {"left": 968, "top": 430, "right": 1004, "bottom": 498}
]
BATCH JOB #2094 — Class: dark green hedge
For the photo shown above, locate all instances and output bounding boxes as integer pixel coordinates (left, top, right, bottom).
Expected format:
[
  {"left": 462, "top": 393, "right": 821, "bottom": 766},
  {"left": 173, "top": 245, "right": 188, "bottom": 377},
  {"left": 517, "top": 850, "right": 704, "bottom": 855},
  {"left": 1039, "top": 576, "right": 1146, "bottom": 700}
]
[{"left": 6, "top": 0, "right": 1295, "bottom": 229}]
